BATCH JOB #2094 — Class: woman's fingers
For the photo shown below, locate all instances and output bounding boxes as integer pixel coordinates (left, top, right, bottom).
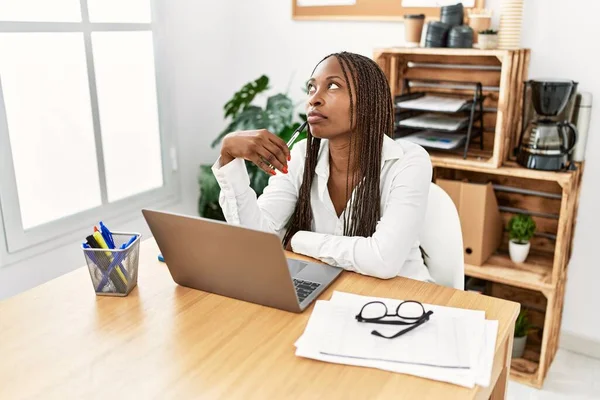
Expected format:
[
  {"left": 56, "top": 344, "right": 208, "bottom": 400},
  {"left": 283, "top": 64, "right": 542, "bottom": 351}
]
[
  {"left": 267, "top": 133, "right": 291, "bottom": 161},
  {"left": 261, "top": 140, "right": 288, "bottom": 171},
  {"left": 256, "top": 147, "right": 286, "bottom": 173},
  {"left": 252, "top": 156, "right": 277, "bottom": 175}
]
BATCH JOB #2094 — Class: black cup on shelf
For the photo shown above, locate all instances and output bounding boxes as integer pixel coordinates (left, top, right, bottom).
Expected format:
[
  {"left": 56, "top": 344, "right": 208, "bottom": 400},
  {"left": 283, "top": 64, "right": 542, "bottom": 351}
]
[
  {"left": 425, "top": 21, "right": 451, "bottom": 47},
  {"left": 448, "top": 25, "right": 474, "bottom": 48},
  {"left": 440, "top": 3, "right": 464, "bottom": 27}
]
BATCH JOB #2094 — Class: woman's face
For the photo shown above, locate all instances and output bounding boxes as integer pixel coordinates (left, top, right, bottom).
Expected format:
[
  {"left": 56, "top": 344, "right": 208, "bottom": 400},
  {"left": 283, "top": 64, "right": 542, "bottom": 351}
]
[{"left": 305, "top": 56, "right": 354, "bottom": 139}]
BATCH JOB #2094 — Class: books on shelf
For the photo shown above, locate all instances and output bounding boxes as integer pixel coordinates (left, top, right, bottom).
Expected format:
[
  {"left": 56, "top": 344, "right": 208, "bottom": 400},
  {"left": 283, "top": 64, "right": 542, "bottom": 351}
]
[
  {"left": 399, "top": 131, "right": 467, "bottom": 150},
  {"left": 399, "top": 113, "right": 469, "bottom": 132},
  {"left": 396, "top": 95, "right": 469, "bottom": 113}
]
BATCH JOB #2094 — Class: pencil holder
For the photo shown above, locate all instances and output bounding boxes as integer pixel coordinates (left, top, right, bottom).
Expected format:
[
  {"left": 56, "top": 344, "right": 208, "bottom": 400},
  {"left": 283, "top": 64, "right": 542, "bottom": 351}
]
[{"left": 82, "top": 232, "right": 141, "bottom": 296}]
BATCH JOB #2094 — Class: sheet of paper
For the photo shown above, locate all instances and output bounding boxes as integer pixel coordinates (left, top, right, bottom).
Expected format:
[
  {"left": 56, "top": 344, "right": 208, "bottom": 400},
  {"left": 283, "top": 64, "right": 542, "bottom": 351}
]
[
  {"left": 329, "top": 292, "right": 484, "bottom": 370},
  {"left": 400, "top": 131, "right": 466, "bottom": 150},
  {"left": 295, "top": 292, "right": 499, "bottom": 388},
  {"left": 396, "top": 95, "right": 468, "bottom": 113},
  {"left": 476, "top": 320, "right": 499, "bottom": 387},
  {"left": 297, "top": 0, "right": 356, "bottom": 6},
  {"left": 315, "top": 301, "right": 471, "bottom": 368},
  {"left": 297, "top": 321, "right": 498, "bottom": 388},
  {"left": 399, "top": 113, "right": 469, "bottom": 131},
  {"left": 401, "top": 0, "right": 475, "bottom": 7},
  {"left": 295, "top": 300, "right": 478, "bottom": 387}
]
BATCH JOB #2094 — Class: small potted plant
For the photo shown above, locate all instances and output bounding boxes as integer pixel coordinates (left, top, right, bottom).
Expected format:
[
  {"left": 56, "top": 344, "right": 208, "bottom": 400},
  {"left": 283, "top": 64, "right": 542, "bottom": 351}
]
[
  {"left": 478, "top": 29, "right": 499, "bottom": 49},
  {"left": 508, "top": 214, "right": 536, "bottom": 264},
  {"left": 513, "top": 310, "right": 532, "bottom": 359}
]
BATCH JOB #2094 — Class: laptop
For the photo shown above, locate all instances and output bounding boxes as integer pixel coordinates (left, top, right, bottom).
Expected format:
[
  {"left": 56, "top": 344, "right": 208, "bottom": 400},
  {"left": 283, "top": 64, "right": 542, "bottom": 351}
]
[{"left": 142, "top": 209, "right": 343, "bottom": 313}]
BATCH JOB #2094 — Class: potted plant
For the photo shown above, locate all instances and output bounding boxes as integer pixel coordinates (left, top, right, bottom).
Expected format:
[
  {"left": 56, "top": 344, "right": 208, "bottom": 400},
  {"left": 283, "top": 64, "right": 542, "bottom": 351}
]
[
  {"left": 197, "top": 75, "right": 307, "bottom": 220},
  {"left": 478, "top": 29, "right": 499, "bottom": 49},
  {"left": 508, "top": 214, "right": 536, "bottom": 263},
  {"left": 512, "top": 309, "right": 532, "bottom": 359}
]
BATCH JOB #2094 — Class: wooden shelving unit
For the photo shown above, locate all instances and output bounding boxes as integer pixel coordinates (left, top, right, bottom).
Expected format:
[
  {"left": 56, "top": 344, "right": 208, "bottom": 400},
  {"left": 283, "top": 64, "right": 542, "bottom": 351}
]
[
  {"left": 433, "top": 161, "right": 583, "bottom": 388},
  {"left": 375, "top": 47, "right": 530, "bottom": 169},
  {"left": 377, "top": 47, "right": 583, "bottom": 389}
]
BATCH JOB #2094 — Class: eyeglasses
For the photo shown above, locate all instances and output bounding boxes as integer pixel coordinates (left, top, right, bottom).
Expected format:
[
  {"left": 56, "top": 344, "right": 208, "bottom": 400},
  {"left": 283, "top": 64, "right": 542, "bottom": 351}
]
[{"left": 355, "top": 300, "right": 434, "bottom": 339}]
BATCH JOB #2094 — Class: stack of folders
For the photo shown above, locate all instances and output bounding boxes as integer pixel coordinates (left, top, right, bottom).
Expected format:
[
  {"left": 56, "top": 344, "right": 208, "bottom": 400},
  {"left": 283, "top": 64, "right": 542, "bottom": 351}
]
[{"left": 295, "top": 292, "right": 499, "bottom": 388}]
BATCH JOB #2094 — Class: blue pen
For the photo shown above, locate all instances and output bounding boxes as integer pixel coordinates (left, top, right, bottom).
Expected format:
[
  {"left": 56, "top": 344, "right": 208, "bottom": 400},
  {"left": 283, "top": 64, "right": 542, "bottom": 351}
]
[
  {"left": 158, "top": 254, "right": 165, "bottom": 263},
  {"left": 83, "top": 243, "right": 114, "bottom": 290},
  {"left": 120, "top": 235, "right": 137, "bottom": 250},
  {"left": 99, "top": 221, "right": 115, "bottom": 249},
  {"left": 97, "top": 250, "right": 130, "bottom": 292},
  {"left": 97, "top": 236, "right": 137, "bottom": 291}
]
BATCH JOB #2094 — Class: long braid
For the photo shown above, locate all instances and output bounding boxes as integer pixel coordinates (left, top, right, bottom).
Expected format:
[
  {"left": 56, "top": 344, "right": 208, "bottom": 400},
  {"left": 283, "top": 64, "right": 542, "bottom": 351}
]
[{"left": 283, "top": 51, "right": 394, "bottom": 245}]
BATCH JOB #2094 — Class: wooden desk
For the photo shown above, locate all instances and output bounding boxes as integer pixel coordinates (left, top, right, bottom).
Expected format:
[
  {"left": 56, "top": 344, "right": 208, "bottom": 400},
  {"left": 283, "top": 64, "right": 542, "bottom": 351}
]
[{"left": 0, "top": 239, "right": 519, "bottom": 400}]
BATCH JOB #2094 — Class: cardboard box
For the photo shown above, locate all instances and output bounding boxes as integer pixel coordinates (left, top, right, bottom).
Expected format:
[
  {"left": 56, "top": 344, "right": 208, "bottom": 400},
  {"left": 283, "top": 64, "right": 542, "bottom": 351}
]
[{"left": 436, "top": 179, "right": 503, "bottom": 266}]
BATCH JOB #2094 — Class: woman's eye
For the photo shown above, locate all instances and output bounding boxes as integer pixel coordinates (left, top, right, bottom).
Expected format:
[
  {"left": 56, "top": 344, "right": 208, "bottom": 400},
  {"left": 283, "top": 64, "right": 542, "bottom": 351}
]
[
  {"left": 307, "top": 84, "right": 315, "bottom": 93},
  {"left": 329, "top": 82, "right": 340, "bottom": 90}
]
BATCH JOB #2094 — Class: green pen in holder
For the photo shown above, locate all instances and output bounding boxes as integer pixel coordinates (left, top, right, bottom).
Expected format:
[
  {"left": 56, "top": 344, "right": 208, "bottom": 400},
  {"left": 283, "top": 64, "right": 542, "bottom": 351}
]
[{"left": 82, "top": 232, "right": 141, "bottom": 296}]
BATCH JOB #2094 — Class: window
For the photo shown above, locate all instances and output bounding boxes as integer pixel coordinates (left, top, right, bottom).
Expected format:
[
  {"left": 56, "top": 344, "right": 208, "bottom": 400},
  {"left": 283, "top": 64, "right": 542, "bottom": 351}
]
[{"left": 0, "top": 0, "right": 177, "bottom": 253}]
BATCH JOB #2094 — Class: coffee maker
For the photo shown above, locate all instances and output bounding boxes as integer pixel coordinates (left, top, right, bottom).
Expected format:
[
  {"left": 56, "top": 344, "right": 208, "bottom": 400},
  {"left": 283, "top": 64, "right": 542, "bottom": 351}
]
[{"left": 515, "top": 79, "right": 579, "bottom": 171}]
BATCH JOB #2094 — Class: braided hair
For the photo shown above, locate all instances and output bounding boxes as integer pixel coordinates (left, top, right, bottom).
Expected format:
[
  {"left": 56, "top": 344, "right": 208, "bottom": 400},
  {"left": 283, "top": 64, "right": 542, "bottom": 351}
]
[{"left": 283, "top": 52, "right": 394, "bottom": 246}]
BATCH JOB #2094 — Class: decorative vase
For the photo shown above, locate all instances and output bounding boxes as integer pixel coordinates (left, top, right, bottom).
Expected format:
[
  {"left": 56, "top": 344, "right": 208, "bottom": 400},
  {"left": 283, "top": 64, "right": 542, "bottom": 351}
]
[
  {"left": 509, "top": 240, "right": 530, "bottom": 263},
  {"left": 512, "top": 335, "right": 527, "bottom": 358},
  {"left": 478, "top": 33, "right": 499, "bottom": 49}
]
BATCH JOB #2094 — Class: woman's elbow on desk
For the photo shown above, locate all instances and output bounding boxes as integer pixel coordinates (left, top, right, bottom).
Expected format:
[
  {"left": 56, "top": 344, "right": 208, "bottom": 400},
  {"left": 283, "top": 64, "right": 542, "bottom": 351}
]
[
  {"left": 354, "top": 259, "right": 402, "bottom": 280},
  {"left": 349, "top": 238, "right": 406, "bottom": 280}
]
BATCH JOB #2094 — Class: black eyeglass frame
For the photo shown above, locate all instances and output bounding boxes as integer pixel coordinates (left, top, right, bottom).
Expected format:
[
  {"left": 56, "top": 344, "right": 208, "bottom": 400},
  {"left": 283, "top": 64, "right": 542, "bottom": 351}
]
[{"left": 355, "top": 300, "right": 434, "bottom": 339}]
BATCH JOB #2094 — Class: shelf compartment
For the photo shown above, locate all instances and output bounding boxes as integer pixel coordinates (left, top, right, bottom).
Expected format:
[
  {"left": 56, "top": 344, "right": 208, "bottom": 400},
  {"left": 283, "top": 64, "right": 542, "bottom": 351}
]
[
  {"left": 395, "top": 92, "right": 477, "bottom": 114},
  {"left": 465, "top": 252, "right": 554, "bottom": 293},
  {"left": 511, "top": 359, "right": 541, "bottom": 388},
  {"left": 376, "top": 47, "right": 530, "bottom": 168},
  {"left": 398, "top": 113, "right": 470, "bottom": 132}
]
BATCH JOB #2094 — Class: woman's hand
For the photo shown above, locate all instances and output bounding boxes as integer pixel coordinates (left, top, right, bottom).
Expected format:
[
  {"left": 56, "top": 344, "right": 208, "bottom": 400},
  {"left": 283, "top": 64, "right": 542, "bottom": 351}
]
[{"left": 220, "top": 129, "right": 290, "bottom": 175}]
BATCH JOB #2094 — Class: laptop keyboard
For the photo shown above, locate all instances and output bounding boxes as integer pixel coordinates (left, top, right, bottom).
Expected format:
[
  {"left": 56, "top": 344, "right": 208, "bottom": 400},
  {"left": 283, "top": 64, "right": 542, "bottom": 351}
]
[{"left": 293, "top": 278, "right": 321, "bottom": 303}]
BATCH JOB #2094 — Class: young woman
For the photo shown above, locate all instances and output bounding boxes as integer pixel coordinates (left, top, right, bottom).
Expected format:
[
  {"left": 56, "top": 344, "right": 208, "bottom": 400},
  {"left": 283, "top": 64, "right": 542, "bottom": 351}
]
[{"left": 212, "top": 52, "right": 433, "bottom": 282}]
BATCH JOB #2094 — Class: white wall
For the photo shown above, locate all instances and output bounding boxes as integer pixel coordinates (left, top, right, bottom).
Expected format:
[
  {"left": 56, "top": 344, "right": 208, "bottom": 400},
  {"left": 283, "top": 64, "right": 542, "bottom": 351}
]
[{"left": 518, "top": 0, "right": 600, "bottom": 345}]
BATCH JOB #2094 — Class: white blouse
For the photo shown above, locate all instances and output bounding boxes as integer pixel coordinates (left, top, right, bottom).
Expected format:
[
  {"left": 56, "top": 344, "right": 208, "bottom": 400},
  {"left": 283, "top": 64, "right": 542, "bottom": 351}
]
[{"left": 211, "top": 135, "right": 434, "bottom": 282}]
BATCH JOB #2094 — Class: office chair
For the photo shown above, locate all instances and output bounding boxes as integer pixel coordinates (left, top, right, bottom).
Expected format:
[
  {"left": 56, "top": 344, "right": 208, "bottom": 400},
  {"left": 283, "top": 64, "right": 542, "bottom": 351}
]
[{"left": 420, "top": 183, "right": 465, "bottom": 290}]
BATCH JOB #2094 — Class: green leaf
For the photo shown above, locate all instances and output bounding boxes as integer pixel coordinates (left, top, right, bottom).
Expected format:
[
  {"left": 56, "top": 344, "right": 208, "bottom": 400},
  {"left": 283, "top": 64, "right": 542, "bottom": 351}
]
[
  {"left": 224, "top": 75, "right": 269, "bottom": 120},
  {"left": 514, "top": 310, "right": 532, "bottom": 337},
  {"left": 211, "top": 106, "right": 271, "bottom": 148},
  {"left": 265, "top": 93, "right": 293, "bottom": 134},
  {"left": 197, "top": 165, "right": 224, "bottom": 220},
  {"left": 508, "top": 214, "right": 536, "bottom": 243}
]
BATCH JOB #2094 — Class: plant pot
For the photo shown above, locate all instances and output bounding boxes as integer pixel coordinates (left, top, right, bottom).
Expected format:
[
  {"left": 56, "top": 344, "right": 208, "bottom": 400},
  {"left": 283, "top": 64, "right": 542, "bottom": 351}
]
[
  {"left": 468, "top": 15, "right": 492, "bottom": 44},
  {"left": 512, "top": 335, "right": 527, "bottom": 358},
  {"left": 509, "top": 240, "right": 530, "bottom": 264},
  {"left": 478, "top": 33, "right": 498, "bottom": 49}
]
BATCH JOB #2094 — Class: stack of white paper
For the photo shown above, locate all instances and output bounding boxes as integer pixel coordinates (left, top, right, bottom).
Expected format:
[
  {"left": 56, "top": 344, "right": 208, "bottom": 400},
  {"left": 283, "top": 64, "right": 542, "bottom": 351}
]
[
  {"left": 396, "top": 96, "right": 468, "bottom": 113},
  {"left": 295, "top": 291, "right": 498, "bottom": 388},
  {"left": 399, "top": 113, "right": 469, "bottom": 131},
  {"left": 400, "top": 131, "right": 467, "bottom": 150}
]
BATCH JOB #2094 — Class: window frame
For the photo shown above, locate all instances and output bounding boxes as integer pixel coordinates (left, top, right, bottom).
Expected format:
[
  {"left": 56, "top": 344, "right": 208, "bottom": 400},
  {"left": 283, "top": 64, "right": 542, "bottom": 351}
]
[{"left": 0, "top": 0, "right": 179, "bottom": 255}]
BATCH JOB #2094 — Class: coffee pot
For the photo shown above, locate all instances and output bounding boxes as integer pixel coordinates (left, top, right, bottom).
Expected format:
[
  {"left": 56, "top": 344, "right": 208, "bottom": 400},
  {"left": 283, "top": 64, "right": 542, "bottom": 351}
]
[{"left": 516, "top": 80, "right": 578, "bottom": 171}]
